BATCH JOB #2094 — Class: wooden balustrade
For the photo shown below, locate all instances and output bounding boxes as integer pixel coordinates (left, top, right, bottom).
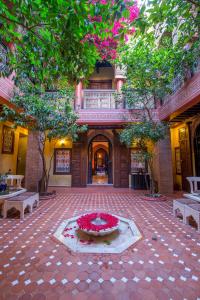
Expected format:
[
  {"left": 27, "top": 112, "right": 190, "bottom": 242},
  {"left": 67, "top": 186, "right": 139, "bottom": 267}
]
[{"left": 83, "top": 90, "right": 116, "bottom": 109}]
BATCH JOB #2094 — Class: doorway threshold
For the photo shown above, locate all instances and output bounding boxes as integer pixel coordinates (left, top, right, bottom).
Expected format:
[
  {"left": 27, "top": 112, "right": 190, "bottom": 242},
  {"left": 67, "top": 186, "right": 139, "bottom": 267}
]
[{"left": 87, "top": 184, "right": 113, "bottom": 187}]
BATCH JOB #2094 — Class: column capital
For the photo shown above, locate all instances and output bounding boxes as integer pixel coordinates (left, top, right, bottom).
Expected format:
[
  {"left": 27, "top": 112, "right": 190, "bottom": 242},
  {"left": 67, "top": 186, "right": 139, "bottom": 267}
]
[{"left": 114, "top": 65, "right": 127, "bottom": 79}]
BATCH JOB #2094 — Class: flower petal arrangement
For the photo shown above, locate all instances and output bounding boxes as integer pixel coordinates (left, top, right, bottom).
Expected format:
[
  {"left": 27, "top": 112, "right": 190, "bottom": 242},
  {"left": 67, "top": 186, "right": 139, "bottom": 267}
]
[{"left": 77, "top": 213, "right": 119, "bottom": 236}]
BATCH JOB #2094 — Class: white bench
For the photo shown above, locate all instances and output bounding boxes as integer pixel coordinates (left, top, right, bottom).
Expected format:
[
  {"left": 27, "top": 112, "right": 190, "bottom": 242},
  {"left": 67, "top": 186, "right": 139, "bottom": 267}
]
[
  {"left": 173, "top": 198, "right": 197, "bottom": 222},
  {"left": 5, "top": 175, "right": 24, "bottom": 189},
  {"left": 183, "top": 177, "right": 200, "bottom": 203},
  {"left": 3, "top": 192, "right": 39, "bottom": 219}
]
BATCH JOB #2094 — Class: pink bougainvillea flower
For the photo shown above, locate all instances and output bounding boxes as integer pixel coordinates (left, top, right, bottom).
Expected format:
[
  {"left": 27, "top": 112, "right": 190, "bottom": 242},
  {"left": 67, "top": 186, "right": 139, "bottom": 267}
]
[
  {"left": 88, "top": 15, "right": 102, "bottom": 22},
  {"left": 112, "top": 21, "right": 123, "bottom": 35},
  {"left": 83, "top": 1, "right": 139, "bottom": 60},
  {"left": 128, "top": 5, "right": 140, "bottom": 22},
  {"left": 124, "top": 34, "right": 129, "bottom": 43},
  {"left": 129, "top": 27, "right": 136, "bottom": 34}
]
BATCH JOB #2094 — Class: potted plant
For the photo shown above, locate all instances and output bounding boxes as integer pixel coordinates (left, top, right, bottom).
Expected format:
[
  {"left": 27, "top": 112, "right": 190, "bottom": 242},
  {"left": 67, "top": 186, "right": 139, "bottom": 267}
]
[{"left": 0, "top": 173, "right": 8, "bottom": 193}]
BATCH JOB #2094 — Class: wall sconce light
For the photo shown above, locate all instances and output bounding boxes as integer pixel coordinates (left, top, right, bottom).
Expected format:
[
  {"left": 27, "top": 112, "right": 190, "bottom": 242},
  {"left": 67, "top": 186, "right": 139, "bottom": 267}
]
[{"left": 60, "top": 139, "right": 66, "bottom": 146}]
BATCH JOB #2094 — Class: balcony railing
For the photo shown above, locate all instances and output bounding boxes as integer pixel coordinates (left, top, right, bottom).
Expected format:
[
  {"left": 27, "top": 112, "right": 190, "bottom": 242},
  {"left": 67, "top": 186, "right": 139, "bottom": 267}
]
[
  {"left": 161, "top": 57, "right": 200, "bottom": 105},
  {"left": 83, "top": 89, "right": 116, "bottom": 109}
]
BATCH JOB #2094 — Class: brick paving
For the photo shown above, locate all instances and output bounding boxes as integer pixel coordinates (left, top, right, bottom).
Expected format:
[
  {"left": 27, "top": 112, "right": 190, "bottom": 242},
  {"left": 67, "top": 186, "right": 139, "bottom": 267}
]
[{"left": 0, "top": 187, "right": 200, "bottom": 300}]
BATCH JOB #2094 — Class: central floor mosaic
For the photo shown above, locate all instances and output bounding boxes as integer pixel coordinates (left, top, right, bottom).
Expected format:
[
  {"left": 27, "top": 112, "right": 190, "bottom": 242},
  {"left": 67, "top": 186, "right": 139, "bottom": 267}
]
[{"left": 0, "top": 187, "right": 200, "bottom": 300}]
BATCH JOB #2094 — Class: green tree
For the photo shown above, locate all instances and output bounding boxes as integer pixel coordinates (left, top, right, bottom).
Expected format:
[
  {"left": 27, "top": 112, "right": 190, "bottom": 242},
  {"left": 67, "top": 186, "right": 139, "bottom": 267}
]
[
  {"left": 0, "top": 80, "right": 87, "bottom": 192},
  {"left": 0, "top": 0, "right": 139, "bottom": 86},
  {"left": 118, "top": 0, "right": 199, "bottom": 194},
  {"left": 119, "top": 87, "right": 168, "bottom": 194},
  {"left": 117, "top": 40, "right": 177, "bottom": 194}
]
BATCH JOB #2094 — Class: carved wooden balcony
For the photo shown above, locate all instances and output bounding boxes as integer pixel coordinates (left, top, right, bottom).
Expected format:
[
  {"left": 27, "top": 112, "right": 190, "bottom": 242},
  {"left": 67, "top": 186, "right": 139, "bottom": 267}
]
[
  {"left": 159, "top": 71, "right": 200, "bottom": 120},
  {"left": 0, "top": 76, "right": 14, "bottom": 103},
  {"left": 83, "top": 89, "right": 116, "bottom": 109}
]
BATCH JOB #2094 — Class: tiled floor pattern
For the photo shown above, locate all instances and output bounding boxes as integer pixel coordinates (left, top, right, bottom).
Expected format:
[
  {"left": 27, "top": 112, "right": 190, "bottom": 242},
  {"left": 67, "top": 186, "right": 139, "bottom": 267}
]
[{"left": 0, "top": 187, "right": 200, "bottom": 300}]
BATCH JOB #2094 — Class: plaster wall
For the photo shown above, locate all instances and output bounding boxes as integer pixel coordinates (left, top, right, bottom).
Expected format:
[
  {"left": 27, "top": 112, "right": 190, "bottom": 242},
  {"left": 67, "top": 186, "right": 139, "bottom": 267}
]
[
  {"left": 170, "top": 124, "right": 183, "bottom": 190},
  {"left": 45, "top": 138, "right": 72, "bottom": 187},
  {"left": 0, "top": 121, "right": 28, "bottom": 175}
]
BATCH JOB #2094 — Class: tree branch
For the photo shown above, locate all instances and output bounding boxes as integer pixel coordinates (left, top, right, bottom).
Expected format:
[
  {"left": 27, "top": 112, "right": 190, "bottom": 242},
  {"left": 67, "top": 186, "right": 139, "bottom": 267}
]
[
  {"left": 0, "top": 14, "right": 53, "bottom": 46},
  {"left": 186, "top": 0, "right": 200, "bottom": 6}
]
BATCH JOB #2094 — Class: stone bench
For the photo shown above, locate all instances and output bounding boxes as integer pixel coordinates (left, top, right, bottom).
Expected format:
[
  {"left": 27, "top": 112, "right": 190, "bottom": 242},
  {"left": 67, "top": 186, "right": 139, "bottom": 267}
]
[
  {"left": 184, "top": 193, "right": 200, "bottom": 203},
  {"left": 184, "top": 177, "right": 200, "bottom": 203},
  {"left": 5, "top": 175, "right": 24, "bottom": 189},
  {"left": 3, "top": 192, "right": 39, "bottom": 219},
  {"left": 173, "top": 198, "right": 197, "bottom": 222},
  {"left": 186, "top": 177, "right": 200, "bottom": 194},
  {"left": 185, "top": 204, "right": 200, "bottom": 232}
]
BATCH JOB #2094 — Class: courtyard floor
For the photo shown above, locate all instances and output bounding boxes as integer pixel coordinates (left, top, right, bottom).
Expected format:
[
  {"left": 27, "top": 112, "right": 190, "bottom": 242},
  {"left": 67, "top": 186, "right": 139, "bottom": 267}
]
[{"left": 0, "top": 187, "right": 200, "bottom": 300}]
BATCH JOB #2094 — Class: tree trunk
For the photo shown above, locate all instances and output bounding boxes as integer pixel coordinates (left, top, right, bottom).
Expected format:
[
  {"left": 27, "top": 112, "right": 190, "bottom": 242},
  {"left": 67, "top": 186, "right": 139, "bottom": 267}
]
[{"left": 148, "top": 159, "right": 157, "bottom": 194}]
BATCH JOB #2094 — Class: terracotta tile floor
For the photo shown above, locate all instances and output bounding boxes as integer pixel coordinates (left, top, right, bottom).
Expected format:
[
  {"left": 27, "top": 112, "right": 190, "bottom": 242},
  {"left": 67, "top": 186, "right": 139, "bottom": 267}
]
[{"left": 0, "top": 187, "right": 200, "bottom": 300}]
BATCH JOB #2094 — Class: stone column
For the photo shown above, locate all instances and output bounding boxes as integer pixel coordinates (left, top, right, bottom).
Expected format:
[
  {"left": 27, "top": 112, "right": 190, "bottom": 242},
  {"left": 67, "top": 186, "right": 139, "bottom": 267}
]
[
  {"left": 115, "top": 65, "right": 126, "bottom": 108},
  {"left": 116, "top": 79, "right": 124, "bottom": 92},
  {"left": 75, "top": 81, "right": 83, "bottom": 110},
  {"left": 154, "top": 132, "right": 174, "bottom": 194},
  {"left": 25, "top": 132, "right": 43, "bottom": 192}
]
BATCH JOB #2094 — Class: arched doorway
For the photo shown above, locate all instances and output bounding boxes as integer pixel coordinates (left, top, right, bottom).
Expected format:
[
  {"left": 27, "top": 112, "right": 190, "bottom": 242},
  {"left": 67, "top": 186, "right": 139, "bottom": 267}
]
[
  {"left": 88, "top": 134, "right": 113, "bottom": 185},
  {"left": 194, "top": 124, "right": 200, "bottom": 176}
]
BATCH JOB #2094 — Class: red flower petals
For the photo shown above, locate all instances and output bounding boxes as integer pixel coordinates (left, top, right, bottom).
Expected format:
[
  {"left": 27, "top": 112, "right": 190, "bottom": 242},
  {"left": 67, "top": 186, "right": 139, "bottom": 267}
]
[
  {"left": 63, "top": 233, "right": 75, "bottom": 238},
  {"left": 77, "top": 213, "right": 119, "bottom": 232},
  {"left": 63, "top": 226, "right": 76, "bottom": 238}
]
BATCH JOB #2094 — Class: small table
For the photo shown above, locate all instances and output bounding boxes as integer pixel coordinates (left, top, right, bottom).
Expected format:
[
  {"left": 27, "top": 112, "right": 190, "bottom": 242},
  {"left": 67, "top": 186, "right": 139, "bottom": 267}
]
[
  {"left": 185, "top": 204, "right": 200, "bottom": 232},
  {"left": 173, "top": 198, "right": 197, "bottom": 222},
  {"left": 3, "top": 192, "right": 39, "bottom": 219}
]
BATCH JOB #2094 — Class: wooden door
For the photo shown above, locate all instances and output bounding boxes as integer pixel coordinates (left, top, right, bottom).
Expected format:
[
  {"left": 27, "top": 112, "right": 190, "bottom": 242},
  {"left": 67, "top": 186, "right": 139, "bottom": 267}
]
[
  {"left": 71, "top": 135, "right": 87, "bottom": 187},
  {"left": 88, "top": 80, "right": 112, "bottom": 89},
  {"left": 179, "top": 125, "right": 192, "bottom": 191},
  {"left": 108, "top": 141, "right": 113, "bottom": 184},
  {"left": 88, "top": 142, "right": 92, "bottom": 184},
  {"left": 16, "top": 134, "right": 28, "bottom": 175},
  {"left": 194, "top": 124, "right": 200, "bottom": 176},
  {"left": 113, "top": 132, "right": 129, "bottom": 188}
]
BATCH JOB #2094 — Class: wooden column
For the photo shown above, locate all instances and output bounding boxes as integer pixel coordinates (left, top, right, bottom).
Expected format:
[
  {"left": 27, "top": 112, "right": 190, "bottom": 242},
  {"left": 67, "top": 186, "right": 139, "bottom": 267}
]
[
  {"left": 179, "top": 123, "right": 193, "bottom": 191},
  {"left": 154, "top": 132, "right": 174, "bottom": 194},
  {"left": 113, "top": 131, "right": 129, "bottom": 188},
  {"left": 71, "top": 133, "right": 87, "bottom": 187}
]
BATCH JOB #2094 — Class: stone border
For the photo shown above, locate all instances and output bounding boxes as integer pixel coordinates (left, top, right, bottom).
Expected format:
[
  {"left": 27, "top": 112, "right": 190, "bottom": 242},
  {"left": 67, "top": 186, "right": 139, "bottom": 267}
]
[
  {"left": 0, "top": 188, "right": 27, "bottom": 200},
  {"left": 54, "top": 214, "right": 142, "bottom": 254}
]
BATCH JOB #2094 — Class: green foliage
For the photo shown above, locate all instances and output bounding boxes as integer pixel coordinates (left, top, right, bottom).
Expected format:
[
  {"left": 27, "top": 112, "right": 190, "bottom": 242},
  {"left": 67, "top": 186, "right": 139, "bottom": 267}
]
[
  {"left": 118, "top": 0, "right": 199, "bottom": 193},
  {"left": 0, "top": 0, "right": 137, "bottom": 86},
  {"left": 0, "top": 80, "right": 87, "bottom": 192},
  {"left": 117, "top": 0, "right": 200, "bottom": 102},
  {"left": 119, "top": 40, "right": 183, "bottom": 100},
  {"left": 137, "top": 0, "right": 200, "bottom": 46},
  {"left": 0, "top": 80, "right": 86, "bottom": 141},
  {"left": 120, "top": 122, "right": 168, "bottom": 147},
  {"left": 0, "top": 172, "right": 8, "bottom": 183}
]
